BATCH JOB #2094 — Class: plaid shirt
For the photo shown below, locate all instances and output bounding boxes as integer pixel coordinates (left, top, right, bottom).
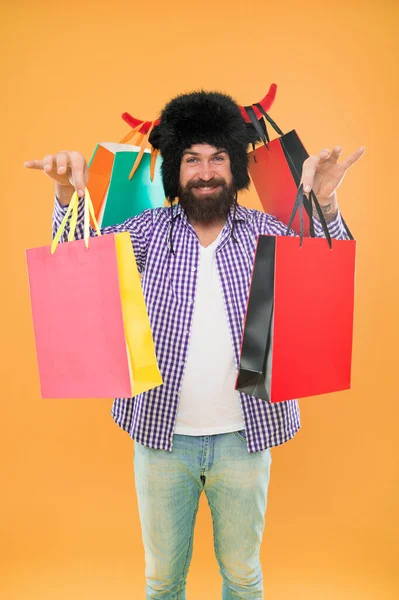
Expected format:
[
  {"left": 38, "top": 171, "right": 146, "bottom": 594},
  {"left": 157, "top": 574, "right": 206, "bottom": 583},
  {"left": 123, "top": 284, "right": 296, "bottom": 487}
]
[{"left": 53, "top": 198, "right": 349, "bottom": 453}]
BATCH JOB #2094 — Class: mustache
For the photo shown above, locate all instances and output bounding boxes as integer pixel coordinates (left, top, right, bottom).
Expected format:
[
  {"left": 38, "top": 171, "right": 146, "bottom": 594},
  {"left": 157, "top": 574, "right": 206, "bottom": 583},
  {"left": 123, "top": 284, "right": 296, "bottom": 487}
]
[{"left": 186, "top": 177, "right": 226, "bottom": 190}]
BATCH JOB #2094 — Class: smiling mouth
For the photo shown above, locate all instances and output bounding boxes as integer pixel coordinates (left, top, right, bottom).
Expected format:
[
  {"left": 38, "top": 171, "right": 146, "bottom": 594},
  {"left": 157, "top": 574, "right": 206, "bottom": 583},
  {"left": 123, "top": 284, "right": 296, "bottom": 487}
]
[{"left": 194, "top": 185, "right": 221, "bottom": 194}]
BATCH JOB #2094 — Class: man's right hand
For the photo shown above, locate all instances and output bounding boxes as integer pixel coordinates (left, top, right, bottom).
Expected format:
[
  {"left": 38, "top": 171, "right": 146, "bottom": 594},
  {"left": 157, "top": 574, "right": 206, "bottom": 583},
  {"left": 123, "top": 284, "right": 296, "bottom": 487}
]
[{"left": 24, "top": 151, "right": 89, "bottom": 206}]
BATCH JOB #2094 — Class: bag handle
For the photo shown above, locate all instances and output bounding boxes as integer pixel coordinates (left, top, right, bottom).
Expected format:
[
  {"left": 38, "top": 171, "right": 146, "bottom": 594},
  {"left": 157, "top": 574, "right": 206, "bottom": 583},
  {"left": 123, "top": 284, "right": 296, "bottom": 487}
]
[
  {"left": 150, "top": 147, "right": 160, "bottom": 181},
  {"left": 285, "top": 184, "right": 332, "bottom": 249},
  {"left": 244, "top": 105, "right": 270, "bottom": 146},
  {"left": 119, "top": 120, "right": 147, "bottom": 144},
  {"left": 244, "top": 103, "right": 285, "bottom": 148},
  {"left": 118, "top": 119, "right": 159, "bottom": 182},
  {"left": 308, "top": 190, "right": 356, "bottom": 242},
  {"left": 246, "top": 101, "right": 354, "bottom": 242},
  {"left": 51, "top": 188, "right": 101, "bottom": 255},
  {"left": 128, "top": 120, "right": 156, "bottom": 180},
  {"left": 254, "top": 102, "right": 284, "bottom": 136}
]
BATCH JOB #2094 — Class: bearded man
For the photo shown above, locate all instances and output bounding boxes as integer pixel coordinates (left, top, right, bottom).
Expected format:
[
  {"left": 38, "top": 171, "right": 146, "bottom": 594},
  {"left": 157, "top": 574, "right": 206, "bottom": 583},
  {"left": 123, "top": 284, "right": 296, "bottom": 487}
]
[{"left": 25, "top": 90, "right": 365, "bottom": 600}]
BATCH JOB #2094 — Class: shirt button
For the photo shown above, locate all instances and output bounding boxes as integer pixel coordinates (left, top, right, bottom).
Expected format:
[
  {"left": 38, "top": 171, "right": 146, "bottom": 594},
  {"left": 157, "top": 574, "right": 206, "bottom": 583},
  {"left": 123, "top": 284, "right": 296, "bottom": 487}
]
[
  {"left": 189, "top": 298, "right": 194, "bottom": 305},
  {"left": 185, "top": 330, "right": 190, "bottom": 335},
  {"left": 192, "top": 267, "right": 197, "bottom": 272}
]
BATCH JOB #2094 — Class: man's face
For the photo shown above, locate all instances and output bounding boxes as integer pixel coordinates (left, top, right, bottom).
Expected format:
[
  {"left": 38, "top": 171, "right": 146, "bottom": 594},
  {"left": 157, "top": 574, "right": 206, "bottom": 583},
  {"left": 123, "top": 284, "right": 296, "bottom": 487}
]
[{"left": 178, "top": 143, "right": 236, "bottom": 223}]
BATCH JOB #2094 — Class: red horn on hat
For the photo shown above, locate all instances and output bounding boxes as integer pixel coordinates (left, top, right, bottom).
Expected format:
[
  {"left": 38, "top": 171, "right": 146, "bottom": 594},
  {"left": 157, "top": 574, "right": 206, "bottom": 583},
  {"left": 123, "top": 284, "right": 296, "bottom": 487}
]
[
  {"left": 121, "top": 114, "right": 161, "bottom": 134},
  {"left": 239, "top": 83, "right": 277, "bottom": 121},
  {"left": 121, "top": 83, "right": 277, "bottom": 132}
]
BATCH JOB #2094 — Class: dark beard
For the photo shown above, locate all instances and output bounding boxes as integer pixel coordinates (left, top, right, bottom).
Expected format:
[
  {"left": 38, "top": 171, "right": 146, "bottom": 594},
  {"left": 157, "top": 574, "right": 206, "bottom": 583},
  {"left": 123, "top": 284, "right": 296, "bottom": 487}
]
[{"left": 177, "top": 178, "right": 236, "bottom": 224}]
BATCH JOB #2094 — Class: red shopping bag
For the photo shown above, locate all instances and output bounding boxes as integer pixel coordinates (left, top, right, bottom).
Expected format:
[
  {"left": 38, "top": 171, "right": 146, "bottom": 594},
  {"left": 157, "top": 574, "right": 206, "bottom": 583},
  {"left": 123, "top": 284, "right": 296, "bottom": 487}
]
[
  {"left": 249, "top": 129, "right": 311, "bottom": 235},
  {"left": 26, "top": 190, "right": 162, "bottom": 398},
  {"left": 244, "top": 103, "right": 348, "bottom": 236},
  {"left": 236, "top": 186, "right": 356, "bottom": 403}
]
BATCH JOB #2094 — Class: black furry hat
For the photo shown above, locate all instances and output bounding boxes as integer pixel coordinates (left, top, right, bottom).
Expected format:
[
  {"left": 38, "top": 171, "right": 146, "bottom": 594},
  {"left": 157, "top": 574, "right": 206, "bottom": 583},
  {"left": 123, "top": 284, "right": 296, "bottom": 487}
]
[{"left": 149, "top": 90, "right": 260, "bottom": 200}]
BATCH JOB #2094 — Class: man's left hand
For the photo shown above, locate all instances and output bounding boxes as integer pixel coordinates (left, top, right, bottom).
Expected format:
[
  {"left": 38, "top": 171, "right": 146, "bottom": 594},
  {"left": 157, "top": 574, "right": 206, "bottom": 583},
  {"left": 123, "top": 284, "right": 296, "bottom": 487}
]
[{"left": 301, "top": 146, "right": 366, "bottom": 222}]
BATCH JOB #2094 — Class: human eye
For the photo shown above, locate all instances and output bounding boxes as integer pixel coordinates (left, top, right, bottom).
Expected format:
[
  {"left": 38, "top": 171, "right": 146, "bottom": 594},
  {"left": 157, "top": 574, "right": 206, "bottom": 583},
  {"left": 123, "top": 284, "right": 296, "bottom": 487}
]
[
  {"left": 186, "top": 157, "right": 198, "bottom": 164},
  {"left": 213, "top": 154, "right": 225, "bottom": 162}
]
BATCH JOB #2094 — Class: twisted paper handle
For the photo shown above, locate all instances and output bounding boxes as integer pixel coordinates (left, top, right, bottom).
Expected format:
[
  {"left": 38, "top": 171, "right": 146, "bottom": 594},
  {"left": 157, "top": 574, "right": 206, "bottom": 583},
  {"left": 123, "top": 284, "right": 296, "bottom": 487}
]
[{"left": 51, "top": 188, "right": 101, "bottom": 254}]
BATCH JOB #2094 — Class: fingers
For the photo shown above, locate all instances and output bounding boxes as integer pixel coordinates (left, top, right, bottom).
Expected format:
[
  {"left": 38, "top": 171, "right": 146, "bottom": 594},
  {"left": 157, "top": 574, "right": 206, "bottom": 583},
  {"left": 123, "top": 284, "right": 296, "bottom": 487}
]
[
  {"left": 56, "top": 151, "right": 69, "bottom": 175},
  {"left": 316, "top": 146, "right": 343, "bottom": 163},
  {"left": 325, "top": 146, "right": 343, "bottom": 164},
  {"left": 318, "top": 148, "right": 331, "bottom": 161},
  {"left": 24, "top": 155, "right": 56, "bottom": 172},
  {"left": 69, "top": 151, "right": 87, "bottom": 196},
  {"left": 301, "top": 145, "right": 366, "bottom": 192},
  {"left": 24, "top": 159, "right": 45, "bottom": 170},
  {"left": 43, "top": 154, "right": 55, "bottom": 174},
  {"left": 24, "top": 150, "right": 88, "bottom": 197},
  {"left": 341, "top": 146, "right": 366, "bottom": 170},
  {"left": 301, "top": 148, "right": 334, "bottom": 192},
  {"left": 317, "top": 145, "right": 365, "bottom": 170},
  {"left": 301, "top": 155, "right": 319, "bottom": 193},
  {"left": 24, "top": 156, "right": 57, "bottom": 173}
]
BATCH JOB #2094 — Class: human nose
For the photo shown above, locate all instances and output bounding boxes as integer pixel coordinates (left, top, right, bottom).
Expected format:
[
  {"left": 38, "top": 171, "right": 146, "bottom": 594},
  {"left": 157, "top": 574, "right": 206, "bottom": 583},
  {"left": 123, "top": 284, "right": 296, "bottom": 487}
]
[{"left": 197, "top": 160, "right": 214, "bottom": 181}]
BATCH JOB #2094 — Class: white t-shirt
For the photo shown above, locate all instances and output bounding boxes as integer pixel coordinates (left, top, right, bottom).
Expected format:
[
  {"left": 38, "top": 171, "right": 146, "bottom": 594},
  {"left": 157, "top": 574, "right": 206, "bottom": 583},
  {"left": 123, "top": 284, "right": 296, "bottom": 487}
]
[{"left": 174, "top": 233, "right": 245, "bottom": 435}]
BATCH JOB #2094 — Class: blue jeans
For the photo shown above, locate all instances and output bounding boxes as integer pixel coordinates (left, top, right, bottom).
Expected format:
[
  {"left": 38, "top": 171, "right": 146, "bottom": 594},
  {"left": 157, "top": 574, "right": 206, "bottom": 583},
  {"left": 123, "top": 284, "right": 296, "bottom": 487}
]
[{"left": 134, "top": 431, "right": 272, "bottom": 599}]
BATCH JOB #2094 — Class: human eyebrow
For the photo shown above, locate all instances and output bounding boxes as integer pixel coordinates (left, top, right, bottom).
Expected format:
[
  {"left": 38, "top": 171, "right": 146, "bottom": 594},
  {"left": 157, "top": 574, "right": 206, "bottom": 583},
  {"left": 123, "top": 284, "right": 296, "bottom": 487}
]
[
  {"left": 182, "top": 150, "right": 201, "bottom": 156},
  {"left": 182, "top": 149, "right": 227, "bottom": 157}
]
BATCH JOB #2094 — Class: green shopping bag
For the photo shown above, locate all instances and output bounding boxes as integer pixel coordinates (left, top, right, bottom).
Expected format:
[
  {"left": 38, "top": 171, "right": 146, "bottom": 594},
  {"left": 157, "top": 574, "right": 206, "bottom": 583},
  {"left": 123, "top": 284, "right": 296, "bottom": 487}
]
[{"left": 88, "top": 142, "right": 166, "bottom": 227}]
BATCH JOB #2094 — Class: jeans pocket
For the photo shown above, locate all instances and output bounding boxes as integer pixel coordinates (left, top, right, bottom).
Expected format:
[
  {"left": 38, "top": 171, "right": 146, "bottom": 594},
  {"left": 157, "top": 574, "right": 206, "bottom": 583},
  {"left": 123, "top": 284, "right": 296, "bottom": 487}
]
[{"left": 234, "top": 429, "right": 247, "bottom": 442}]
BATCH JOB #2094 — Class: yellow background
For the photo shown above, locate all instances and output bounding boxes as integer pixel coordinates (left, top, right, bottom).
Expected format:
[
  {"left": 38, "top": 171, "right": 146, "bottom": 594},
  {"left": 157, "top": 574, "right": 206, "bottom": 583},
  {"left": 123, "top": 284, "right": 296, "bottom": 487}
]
[{"left": 1, "top": 0, "right": 398, "bottom": 598}]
